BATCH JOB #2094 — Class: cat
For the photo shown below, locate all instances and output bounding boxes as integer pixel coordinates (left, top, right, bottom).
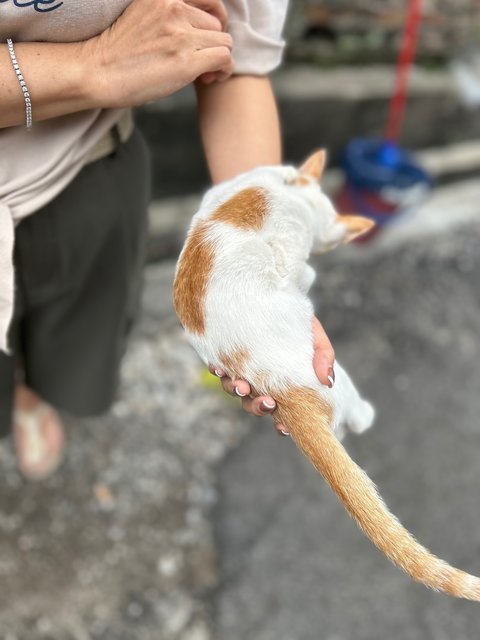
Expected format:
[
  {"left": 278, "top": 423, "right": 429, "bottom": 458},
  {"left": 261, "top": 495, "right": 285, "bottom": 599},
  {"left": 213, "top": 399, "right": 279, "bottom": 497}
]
[{"left": 173, "top": 150, "right": 480, "bottom": 601}]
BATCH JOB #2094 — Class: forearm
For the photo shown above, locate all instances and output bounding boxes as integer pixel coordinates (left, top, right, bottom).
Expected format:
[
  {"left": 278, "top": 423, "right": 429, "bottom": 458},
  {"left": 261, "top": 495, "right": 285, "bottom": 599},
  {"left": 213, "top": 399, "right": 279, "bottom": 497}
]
[
  {"left": 0, "top": 41, "right": 95, "bottom": 128},
  {"left": 195, "top": 75, "right": 282, "bottom": 183}
]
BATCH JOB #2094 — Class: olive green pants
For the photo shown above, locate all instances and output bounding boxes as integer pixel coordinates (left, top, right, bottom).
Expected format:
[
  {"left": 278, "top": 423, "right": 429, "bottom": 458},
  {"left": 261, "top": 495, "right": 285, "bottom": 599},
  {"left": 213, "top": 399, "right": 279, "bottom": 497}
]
[{"left": 0, "top": 128, "right": 150, "bottom": 437}]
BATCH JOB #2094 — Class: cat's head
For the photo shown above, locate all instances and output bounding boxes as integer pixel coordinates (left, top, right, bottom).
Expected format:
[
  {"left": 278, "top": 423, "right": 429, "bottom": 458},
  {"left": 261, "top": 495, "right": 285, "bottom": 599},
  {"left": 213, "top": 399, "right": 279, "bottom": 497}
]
[{"left": 286, "top": 150, "right": 375, "bottom": 252}]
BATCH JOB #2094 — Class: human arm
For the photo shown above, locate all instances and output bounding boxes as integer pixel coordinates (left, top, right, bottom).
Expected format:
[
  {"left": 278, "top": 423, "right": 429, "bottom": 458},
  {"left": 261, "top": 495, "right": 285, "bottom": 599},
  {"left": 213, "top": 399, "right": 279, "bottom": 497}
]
[
  {"left": 195, "top": 74, "right": 282, "bottom": 181},
  {"left": 0, "top": 0, "right": 233, "bottom": 129}
]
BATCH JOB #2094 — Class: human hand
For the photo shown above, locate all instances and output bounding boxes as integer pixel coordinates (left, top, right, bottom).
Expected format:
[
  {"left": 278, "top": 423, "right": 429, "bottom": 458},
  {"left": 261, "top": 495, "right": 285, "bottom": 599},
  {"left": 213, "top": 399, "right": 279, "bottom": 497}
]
[
  {"left": 185, "top": 0, "right": 228, "bottom": 31},
  {"left": 84, "top": 0, "right": 233, "bottom": 108},
  {"left": 186, "top": 0, "right": 232, "bottom": 85},
  {"left": 210, "top": 316, "right": 335, "bottom": 436}
]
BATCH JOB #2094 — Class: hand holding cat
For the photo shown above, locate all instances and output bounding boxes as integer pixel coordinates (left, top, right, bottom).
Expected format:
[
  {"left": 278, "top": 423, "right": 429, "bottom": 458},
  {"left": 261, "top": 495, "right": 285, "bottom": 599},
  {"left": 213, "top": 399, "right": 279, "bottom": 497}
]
[{"left": 210, "top": 315, "right": 335, "bottom": 435}]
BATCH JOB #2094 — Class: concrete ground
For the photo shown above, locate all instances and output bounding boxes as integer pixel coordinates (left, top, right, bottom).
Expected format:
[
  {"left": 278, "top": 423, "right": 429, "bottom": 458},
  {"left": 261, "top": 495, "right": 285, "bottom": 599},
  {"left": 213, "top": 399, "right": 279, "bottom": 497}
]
[{"left": 1, "top": 182, "right": 480, "bottom": 639}]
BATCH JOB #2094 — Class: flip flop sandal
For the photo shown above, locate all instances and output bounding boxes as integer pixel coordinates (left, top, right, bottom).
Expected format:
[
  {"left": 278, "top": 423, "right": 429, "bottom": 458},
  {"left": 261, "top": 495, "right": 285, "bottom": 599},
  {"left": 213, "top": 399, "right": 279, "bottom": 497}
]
[{"left": 13, "top": 403, "right": 65, "bottom": 481}]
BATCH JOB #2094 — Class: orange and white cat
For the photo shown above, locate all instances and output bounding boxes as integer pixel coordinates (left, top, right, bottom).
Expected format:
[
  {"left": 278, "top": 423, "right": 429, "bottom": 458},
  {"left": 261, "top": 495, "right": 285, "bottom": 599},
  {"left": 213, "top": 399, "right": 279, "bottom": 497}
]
[{"left": 173, "top": 150, "right": 480, "bottom": 601}]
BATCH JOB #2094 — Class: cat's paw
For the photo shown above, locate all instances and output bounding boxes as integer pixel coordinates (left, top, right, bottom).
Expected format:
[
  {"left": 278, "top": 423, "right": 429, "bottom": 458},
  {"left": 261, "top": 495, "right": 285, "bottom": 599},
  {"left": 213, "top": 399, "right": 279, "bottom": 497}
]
[{"left": 349, "top": 400, "right": 375, "bottom": 435}]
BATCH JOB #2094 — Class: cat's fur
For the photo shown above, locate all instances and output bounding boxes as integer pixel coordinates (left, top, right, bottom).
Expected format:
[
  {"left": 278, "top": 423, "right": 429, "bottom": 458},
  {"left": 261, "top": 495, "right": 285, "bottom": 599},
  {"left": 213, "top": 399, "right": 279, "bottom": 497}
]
[{"left": 173, "top": 150, "right": 480, "bottom": 601}]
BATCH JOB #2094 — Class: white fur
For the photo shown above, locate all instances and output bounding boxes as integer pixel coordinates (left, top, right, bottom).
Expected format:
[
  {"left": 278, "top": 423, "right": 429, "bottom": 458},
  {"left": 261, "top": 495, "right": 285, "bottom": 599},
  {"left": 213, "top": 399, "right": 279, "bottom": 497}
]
[{"left": 176, "top": 164, "right": 375, "bottom": 439}]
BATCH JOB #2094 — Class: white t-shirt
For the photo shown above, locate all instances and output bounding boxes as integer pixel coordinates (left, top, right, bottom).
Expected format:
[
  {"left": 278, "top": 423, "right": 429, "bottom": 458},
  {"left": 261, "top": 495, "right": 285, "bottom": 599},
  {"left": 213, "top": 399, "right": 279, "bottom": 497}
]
[{"left": 0, "top": 0, "right": 289, "bottom": 351}]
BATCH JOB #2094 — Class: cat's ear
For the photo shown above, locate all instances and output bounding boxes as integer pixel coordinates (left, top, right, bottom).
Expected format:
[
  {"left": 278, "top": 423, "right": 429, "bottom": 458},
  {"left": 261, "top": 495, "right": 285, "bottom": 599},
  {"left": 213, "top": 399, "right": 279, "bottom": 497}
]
[
  {"left": 335, "top": 214, "right": 375, "bottom": 243},
  {"left": 313, "top": 213, "right": 375, "bottom": 253},
  {"left": 298, "top": 150, "right": 327, "bottom": 182}
]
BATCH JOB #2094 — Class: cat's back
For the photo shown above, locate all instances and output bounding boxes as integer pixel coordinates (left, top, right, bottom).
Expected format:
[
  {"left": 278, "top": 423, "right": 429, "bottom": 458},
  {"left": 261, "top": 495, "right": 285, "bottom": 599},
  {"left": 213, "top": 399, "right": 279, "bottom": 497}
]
[
  {"left": 173, "top": 166, "right": 313, "bottom": 334},
  {"left": 173, "top": 168, "right": 317, "bottom": 381},
  {"left": 178, "top": 172, "right": 285, "bottom": 282},
  {"left": 173, "top": 176, "right": 274, "bottom": 334}
]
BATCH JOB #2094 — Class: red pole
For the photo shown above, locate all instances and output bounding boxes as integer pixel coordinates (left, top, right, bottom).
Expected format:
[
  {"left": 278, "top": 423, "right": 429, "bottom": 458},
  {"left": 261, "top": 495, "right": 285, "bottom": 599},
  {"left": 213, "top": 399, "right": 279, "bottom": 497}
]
[{"left": 385, "top": 0, "right": 423, "bottom": 142}]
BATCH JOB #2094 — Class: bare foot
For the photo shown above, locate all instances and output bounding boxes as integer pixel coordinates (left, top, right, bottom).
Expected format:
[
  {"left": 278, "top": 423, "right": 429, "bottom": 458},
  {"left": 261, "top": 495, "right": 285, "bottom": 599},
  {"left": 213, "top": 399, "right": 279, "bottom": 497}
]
[{"left": 13, "top": 384, "right": 65, "bottom": 481}]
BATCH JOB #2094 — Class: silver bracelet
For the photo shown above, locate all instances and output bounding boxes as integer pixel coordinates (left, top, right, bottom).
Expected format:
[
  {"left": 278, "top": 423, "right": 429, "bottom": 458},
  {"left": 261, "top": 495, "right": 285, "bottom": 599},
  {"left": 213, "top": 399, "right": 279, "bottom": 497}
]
[{"left": 6, "top": 38, "right": 32, "bottom": 129}]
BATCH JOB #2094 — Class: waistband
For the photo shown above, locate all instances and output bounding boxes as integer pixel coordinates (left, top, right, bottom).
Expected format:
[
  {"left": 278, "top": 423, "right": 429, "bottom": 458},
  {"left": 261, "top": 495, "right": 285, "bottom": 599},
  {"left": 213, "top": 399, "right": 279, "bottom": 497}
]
[{"left": 86, "top": 109, "right": 135, "bottom": 165}]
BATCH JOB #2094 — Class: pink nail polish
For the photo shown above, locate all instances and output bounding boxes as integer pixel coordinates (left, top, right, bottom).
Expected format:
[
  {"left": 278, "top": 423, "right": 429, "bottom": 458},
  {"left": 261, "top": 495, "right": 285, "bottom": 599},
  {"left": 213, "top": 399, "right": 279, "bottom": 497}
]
[
  {"left": 260, "top": 400, "right": 275, "bottom": 411},
  {"left": 327, "top": 366, "right": 335, "bottom": 388},
  {"left": 235, "top": 387, "right": 247, "bottom": 397}
]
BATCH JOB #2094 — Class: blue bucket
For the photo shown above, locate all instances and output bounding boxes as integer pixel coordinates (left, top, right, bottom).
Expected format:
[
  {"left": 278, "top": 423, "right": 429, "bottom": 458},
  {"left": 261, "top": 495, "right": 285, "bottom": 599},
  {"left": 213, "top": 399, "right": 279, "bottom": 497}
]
[{"left": 337, "top": 138, "right": 434, "bottom": 230}]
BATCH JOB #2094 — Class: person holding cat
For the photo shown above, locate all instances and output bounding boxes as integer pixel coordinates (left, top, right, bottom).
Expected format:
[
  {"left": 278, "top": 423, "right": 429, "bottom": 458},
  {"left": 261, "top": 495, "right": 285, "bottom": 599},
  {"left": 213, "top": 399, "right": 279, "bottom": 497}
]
[{"left": 0, "top": 0, "right": 335, "bottom": 479}]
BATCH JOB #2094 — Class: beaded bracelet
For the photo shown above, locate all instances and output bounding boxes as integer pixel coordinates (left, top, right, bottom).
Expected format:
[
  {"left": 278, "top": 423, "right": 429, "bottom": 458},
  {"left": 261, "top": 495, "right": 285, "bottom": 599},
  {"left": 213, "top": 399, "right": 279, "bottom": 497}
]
[{"left": 6, "top": 38, "right": 32, "bottom": 129}]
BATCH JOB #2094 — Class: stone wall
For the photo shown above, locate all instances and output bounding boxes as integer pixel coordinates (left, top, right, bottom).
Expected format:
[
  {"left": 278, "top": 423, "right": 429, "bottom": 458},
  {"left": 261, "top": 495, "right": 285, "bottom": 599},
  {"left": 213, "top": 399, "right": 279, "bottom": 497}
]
[{"left": 287, "top": 0, "right": 480, "bottom": 64}]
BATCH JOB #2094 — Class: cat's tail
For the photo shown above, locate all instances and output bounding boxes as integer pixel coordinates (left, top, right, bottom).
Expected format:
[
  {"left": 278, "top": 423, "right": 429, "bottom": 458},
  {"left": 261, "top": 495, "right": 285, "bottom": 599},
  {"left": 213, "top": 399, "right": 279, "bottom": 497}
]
[{"left": 273, "top": 385, "right": 480, "bottom": 601}]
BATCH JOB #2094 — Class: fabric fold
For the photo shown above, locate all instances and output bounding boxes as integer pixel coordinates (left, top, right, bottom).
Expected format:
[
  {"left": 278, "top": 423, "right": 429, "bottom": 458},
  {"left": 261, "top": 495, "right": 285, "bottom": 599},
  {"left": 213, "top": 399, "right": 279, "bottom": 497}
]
[{"left": 0, "top": 203, "right": 14, "bottom": 354}]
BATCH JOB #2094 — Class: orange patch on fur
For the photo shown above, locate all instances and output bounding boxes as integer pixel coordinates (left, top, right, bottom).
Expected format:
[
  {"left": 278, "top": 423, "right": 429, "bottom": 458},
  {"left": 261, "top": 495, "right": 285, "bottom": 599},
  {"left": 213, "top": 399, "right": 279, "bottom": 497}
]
[
  {"left": 173, "top": 221, "right": 214, "bottom": 334},
  {"left": 211, "top": 187, "right": 269, "bottom": 231},
  {"left": 273, "top": 386, "right": 333, "bottom": 437},
  {"left": 218, "top": 347, "right": 251, "bottom": 380}
]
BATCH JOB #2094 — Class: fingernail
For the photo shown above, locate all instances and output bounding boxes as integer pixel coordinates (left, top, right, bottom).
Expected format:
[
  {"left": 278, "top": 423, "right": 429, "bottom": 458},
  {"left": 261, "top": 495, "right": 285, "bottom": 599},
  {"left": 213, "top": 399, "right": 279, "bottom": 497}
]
[
  {"left": 234, "top": 386, "right": 247, "bottom": 397},
  {"left": 214, "top": 369, "right": 225, "bottom": 378},
  {"left": 327, "top": 366, "right": 335, "bottom": 388},
  {"left": 280, "top": 429, "right": 290, "bottom": 437},
  {"left": 260, "top": 400, "right": 276, "bottom": 412}
]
